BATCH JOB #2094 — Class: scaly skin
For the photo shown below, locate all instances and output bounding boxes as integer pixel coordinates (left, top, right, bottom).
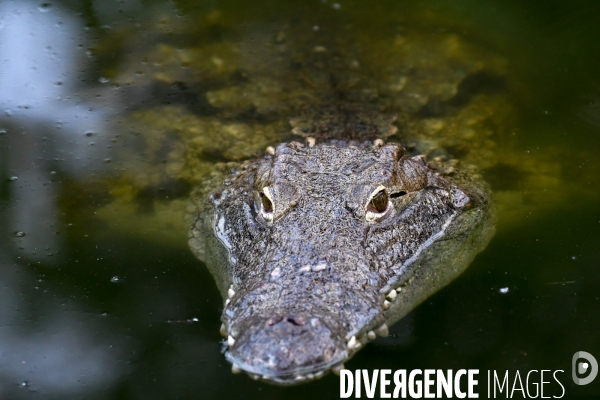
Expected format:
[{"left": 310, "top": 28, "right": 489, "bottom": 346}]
[{"left": 188, "top": 135, "right": 495, "bottom": 385}]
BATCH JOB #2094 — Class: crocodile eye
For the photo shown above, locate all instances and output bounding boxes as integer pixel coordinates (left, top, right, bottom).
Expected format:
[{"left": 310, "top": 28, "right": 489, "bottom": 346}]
[
  {"left": 370, "top": 190, "right": 388, "bottom": 213},
  {"left": 258, "top": 186, "right": 275, "bottom": 223},
  {"left": 365, "top": 186, "right": 390, "bottom": 222},
  {"left": 260, "top": 191, "right": 273, "bottom": 213}
]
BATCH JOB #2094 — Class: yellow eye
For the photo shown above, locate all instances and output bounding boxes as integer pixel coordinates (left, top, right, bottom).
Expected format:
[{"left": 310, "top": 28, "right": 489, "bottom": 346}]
[
  {"left": 370, "top": 190, "right": 388, "bottom": 213},
  {"left": 260, "top": 191, "right": 273, "bottom": 213}
]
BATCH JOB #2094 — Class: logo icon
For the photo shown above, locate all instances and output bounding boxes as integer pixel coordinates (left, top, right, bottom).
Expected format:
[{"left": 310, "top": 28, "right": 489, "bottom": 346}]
[{"left": 572, "top": 351, "right": 598, "bottom": 385}]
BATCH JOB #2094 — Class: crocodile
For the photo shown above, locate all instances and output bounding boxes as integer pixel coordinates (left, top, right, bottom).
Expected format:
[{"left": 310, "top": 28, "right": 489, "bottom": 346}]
[
  {"left": 189, "top": 122, "right": 494, "bottom": 384},
  {"left": 93, "top": 8, "right": 505, "bottom": 386},
  {"left": 177, "top": 12, "right": 501, "bottom": 386}
]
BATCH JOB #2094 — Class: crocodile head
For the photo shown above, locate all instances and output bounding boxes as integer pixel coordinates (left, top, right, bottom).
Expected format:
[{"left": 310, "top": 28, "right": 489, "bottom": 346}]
[{"left": 189, "top": 139, "right": 494, "bottom": 384}]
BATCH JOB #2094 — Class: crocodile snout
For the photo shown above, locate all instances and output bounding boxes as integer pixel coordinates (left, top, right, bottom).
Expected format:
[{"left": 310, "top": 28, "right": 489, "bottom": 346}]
[{"left": 226, "top": 313, "right": 347, "bottom": 384}]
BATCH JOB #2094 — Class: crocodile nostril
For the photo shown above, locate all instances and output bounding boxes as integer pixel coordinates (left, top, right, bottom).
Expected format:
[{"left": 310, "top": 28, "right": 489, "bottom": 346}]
[
  {"left": 286, "top": 316, "right": 305, "bottom": 326},
  {"left": 266, "top": 315, "right": 306, "bottom": 326},
  {"left": 266, "top": 315, "right": 284, "bottom": 326}
]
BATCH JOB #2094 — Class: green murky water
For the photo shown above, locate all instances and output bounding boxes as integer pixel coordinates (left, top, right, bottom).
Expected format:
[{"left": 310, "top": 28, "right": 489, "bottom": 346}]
[{"left": 1, "top": 0, "right": 599, "bottom": 398}]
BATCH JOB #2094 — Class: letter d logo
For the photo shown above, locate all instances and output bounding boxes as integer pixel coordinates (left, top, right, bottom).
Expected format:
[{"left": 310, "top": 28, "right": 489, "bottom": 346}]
[{"left": 572, "top": 351, "right": 598, "bottom": 385}]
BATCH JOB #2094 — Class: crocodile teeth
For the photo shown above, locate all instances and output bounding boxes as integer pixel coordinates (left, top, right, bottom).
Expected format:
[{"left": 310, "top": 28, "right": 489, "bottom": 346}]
[
  {"left": 383, "top": 300, "right": 391, "bottom": 310},
  {"left": 367, "top": 330, "right": 376, "bottom": 340},
  {"left": 220, "top": 324, "right": 227, "bottom": 337},
  {"left": 224, "top": 299, "right": 230, "bottom": 306},
  {"left": 374, "top": 138, "right": 384, "bottom": 147},
  {"left": 307, "top": 137, "right": 316, "bottom": 147},
  {"left": 347, "top": 335, "right": 357, "bottom": 350},
  {"left": 231, "top": 364, "right": 241, "bottom": 374},
  {"left": 386, "top": 289, "right": 397, "bottom": 300},
  {"left": 227, "top": 335, "right": 236, "bottom": 347},
  {"left": 374, "top": 323, "right": 389, "bottom": 337},
  {"left": 227, "top": 287, "right": 235, "bottom": 298},
  {"left": 266, "top": 146, "right": 275, "bottom": 155},
  {"left": 332, "top": 363, "right": 345, "bottom": 376}
]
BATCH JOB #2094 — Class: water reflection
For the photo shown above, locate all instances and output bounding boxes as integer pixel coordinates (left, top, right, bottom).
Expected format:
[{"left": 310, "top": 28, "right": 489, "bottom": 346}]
[
  {"left": 0, "top": 254, "right": 129, "bottom": 398},
  {"left": 0, "top": 1, "right": 124, "bottom": 398},
  {"left": 0, "top": 0, "right": 110, "bottom": 261},
  {"left": 0, "top": 0, "right": 598, "bottom": 399}
]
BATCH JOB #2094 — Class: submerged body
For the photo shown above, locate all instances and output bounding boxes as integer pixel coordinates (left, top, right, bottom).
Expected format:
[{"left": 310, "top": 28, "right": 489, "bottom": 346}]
[{"left": 188, "top": 120, "right": 495, "bottom": 384}]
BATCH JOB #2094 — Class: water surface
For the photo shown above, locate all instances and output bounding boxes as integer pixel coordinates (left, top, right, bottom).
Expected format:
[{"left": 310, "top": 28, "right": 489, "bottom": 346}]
[{"left": 1, "top": 0, "right": 599, "bottom": 398}]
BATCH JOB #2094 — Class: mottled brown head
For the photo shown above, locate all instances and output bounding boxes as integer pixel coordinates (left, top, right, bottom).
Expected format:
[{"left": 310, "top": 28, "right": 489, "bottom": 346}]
[{"left": 189, "top": 138, "right": 494, "bottom": 384}]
